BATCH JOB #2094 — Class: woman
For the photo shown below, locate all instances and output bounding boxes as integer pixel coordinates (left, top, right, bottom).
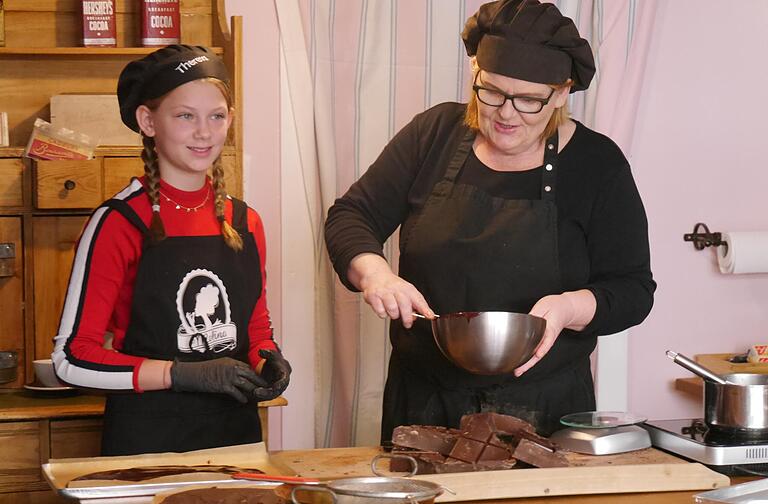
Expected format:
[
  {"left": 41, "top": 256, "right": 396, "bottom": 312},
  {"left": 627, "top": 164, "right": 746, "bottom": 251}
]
[
  {"left": 51, "top": 45, "right": 291, "bottom": 456},
  {"left": 324, "top": 0, "right": 655, "bottom": 439}
]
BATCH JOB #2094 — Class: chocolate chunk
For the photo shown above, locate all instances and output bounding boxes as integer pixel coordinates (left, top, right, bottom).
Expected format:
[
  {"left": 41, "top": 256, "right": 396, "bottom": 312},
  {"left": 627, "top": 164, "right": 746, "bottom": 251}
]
[
  {"left": 390, "top": 413, "right": 539, "bottom": 474},
  {"left": 487, "top": 412, "right": 536, "bottom": 435},
  {"left": 459, "top": 414, "right": 494, "bottom": 442},
  {"left": 487, "top": 432, "right": 512, "bottom": 449},
  {"left": 389, "top": 449, "right": 445, "bottom": 473},
  {"left": 392, "top": 425, "right": 460, "bottom": 456},
  {"left": 479, "top": 443, "right": 511, "bottom": 461},
  {"left": 517, "top": 430, "right": 558, "bottom": 451},
  {"left": 448, "top": 437, "right": 486, "bottom": 463},
  {"left": 513, "top": 438, "right": 569, "bottom": 468}
]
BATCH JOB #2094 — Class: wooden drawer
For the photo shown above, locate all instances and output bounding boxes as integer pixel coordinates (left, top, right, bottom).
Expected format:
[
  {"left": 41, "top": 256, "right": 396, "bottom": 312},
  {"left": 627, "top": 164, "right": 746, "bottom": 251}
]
[
  {"left": 35, "top": 160, "right": 103, "bottom": 209},
  {"left": 0, "top": 421, "right": 43, "bottom": 490},
  {"left": 50, "top": 418, "right": 102, "bottom": 459},
  {"left": 0, "top": 159, "right": 24, "bottom": 207},
  {"left": 104, "top": 157, "right": 144, "bottom": 198}
]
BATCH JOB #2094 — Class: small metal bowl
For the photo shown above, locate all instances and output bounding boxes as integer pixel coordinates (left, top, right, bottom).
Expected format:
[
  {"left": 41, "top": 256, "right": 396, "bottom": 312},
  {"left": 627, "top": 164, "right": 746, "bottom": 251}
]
[{"left": 430, "top": 311, "right": 546, "bottom": 375}]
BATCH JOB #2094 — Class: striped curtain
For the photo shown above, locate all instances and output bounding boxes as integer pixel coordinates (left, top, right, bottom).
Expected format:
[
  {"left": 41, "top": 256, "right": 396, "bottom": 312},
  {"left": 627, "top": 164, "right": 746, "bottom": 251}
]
[{"left": 277, "top": 0, "right": 657, "bottom": 448}]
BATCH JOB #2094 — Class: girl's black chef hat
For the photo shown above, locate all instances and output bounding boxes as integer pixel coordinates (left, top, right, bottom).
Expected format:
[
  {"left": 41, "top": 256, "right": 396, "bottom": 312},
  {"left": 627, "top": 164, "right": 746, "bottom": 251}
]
[
  {"left": 462, "top": 0, "right": 595, "bottom": 92},
  {"left": 117, "top": 44, "right": 230, "bottom": 133}
]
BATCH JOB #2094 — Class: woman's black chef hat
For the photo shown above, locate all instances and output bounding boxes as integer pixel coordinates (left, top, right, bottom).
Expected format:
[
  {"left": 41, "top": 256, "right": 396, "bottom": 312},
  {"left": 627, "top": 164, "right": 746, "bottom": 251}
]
[
  {"left": 117, "top": 44, "right": 230, "bottom": 133},
  {"left": 462, "top": 0, "right": 595, "bottom": 92}
]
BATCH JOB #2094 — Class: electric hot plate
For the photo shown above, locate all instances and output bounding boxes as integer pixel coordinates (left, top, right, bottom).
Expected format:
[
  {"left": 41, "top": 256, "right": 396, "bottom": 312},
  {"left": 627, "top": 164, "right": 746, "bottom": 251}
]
[{"left": 643, "top": 418, "right": 768, "bottom": 476}]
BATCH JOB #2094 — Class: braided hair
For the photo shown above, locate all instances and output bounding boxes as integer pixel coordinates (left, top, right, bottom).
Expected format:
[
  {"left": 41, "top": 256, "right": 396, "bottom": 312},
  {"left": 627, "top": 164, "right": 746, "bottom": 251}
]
[{"left": 141, "top": 133, "right": 166, "bottom": 244}]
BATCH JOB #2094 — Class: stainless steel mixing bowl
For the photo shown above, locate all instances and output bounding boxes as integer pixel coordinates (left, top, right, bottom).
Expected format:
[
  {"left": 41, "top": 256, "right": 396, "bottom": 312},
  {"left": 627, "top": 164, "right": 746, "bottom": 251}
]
[{"left": 428, "top": 311, "right": 546, "bottom": 375}]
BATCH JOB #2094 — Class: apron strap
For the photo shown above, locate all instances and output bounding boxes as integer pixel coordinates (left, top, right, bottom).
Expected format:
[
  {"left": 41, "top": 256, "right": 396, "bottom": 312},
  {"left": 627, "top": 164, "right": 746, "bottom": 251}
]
[
  {"left": 101, "top": 199, "right": 149, "bottom": 235},
  {"left": 230, "top": 197, "right": 248, "bottom": 231},
  {"left": 541, "top": 131, "right": 559, "bottom": 202},
  {"left": 443, "top": 129, "right": 476, "bottom": 183}
]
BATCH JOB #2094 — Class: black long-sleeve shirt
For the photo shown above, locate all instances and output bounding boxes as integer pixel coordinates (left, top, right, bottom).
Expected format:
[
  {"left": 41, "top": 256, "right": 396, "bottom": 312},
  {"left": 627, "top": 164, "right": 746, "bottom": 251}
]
[{"left": 325, "top": 102, "right": 655, "bottom": 338}]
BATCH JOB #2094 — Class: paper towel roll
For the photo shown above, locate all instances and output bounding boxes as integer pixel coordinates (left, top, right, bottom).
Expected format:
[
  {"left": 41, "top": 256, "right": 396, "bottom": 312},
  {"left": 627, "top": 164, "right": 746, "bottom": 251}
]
[{"left": 716, "top": 231, "right": 768, "bottom": 274}]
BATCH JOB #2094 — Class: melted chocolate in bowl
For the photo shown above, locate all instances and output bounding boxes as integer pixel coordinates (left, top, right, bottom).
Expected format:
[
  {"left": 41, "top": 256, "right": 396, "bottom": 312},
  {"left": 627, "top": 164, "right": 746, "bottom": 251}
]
[{"left": 429, "top": 311, "right": 546, "bottom": 375}]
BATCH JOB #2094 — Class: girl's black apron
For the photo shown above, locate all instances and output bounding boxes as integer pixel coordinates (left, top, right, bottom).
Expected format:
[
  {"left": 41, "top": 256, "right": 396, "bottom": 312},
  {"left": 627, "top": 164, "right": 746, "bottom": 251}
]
[
  {"left": 99, "top": 197, "right": 263, "bottom": 456},
  {"left": 384, "top": 129, "right": 595, "bottom": 441}
]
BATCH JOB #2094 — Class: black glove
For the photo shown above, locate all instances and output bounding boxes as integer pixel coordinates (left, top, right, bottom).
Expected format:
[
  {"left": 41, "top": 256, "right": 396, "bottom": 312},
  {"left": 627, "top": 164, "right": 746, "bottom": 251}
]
[
  {"left": 170, "top": 357, "right": 268, "bottom": 404},
  {"left": 253, "top": 349, "right": 292, "bottom": 401}
]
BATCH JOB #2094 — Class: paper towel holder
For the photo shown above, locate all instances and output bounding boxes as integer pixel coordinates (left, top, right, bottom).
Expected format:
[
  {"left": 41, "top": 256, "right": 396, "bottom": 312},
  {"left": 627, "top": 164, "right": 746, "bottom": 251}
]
[{"left": 683, "top": 222, "right": 725, "bottom": 251}]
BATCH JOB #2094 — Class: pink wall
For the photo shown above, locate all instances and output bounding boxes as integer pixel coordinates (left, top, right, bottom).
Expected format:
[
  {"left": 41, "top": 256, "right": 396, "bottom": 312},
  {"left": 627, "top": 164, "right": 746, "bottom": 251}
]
[
  {"left": 629, "top": 0, "right": 768, "bottom": 420},
  {"left": 224, "top": 0, "right": 284, "bottom": 447}
]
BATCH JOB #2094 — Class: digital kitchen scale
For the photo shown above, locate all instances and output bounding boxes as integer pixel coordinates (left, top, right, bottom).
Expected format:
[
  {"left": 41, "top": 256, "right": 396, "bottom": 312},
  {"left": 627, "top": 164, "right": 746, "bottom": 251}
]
[
  {"left": 643, "top": 418, "right": 768, "bottom": 476},
  {"left": 549, "top": 411, "right": 651, "bottom": 455}
]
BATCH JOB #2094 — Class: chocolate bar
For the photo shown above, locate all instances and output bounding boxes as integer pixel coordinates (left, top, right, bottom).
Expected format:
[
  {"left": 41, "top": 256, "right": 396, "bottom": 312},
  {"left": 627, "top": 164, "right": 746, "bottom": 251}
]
[
  {"left": 460, "top": 412, "right": 536, "bottom": 439},
  {"left": 389, "top": 448, "right": 516, "bottom": 474},
  {"left": 391, "top": 425, "right": 460, "bottom": 456},
  {"left": 389, "top": 413, "right": 567, "bottom": 474},
  {"left": 513, "top": 438, "right": 569, "bottom": 468}
]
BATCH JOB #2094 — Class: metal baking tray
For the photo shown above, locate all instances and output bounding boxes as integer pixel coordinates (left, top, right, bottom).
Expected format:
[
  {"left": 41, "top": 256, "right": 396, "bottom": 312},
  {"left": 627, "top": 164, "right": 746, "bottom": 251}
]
[
  {"left": 42, "top": 442, "right": 293, "bottom": 501},
  {"left": 43, "top": 465, "right": 279, "bottom": 500},
  {"left": 695, "top": 478, "right": 768, "bottom": 503}
]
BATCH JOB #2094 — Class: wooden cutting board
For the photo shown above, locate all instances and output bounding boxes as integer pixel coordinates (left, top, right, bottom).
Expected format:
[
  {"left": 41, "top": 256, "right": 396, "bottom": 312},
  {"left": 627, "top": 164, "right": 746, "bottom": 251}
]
[{"left": 271, "top": 446, "right": 729, "bottom": 502}]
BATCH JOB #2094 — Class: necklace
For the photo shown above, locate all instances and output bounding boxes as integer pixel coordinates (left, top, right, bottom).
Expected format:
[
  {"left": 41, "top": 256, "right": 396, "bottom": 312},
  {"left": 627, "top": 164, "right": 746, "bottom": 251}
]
[{"left": 158, "top": 186, "right": 211, "bottom": 212}]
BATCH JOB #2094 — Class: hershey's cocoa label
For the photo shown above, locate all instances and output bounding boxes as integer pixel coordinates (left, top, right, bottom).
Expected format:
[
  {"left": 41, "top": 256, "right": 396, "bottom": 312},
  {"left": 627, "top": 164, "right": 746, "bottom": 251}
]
[
  {"left": 82, "top": 0, "right": 116, "bottom": 47},
  {"left": 141, "top": 0, "right": 181, "bottom": 46}
]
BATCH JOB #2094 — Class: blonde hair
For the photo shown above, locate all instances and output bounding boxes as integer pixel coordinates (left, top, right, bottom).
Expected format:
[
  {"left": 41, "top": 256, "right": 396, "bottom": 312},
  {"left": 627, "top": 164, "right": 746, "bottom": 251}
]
[
  {"left": 464, "top": 64, "right": 572, "bottom": 142},
  {"left": 140, "top": 77, "right": 242, "bottom": 251}
]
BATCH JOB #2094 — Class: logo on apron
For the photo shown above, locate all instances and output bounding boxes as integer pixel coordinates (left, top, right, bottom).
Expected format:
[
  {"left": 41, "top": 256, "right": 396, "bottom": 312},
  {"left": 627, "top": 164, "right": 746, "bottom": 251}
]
[{"left": 175, "top": 268, "right": 237, "bottom": 353}]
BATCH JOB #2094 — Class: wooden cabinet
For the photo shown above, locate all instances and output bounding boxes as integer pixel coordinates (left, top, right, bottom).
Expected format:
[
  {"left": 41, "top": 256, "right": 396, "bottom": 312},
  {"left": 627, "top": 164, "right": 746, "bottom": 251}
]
[
  {"left": 0, "top": 392, "right": 285, "bottom": 503},
  {"left": 32, "top": 217, "right": 89, "bottom": 360},
  {"left": 0, "top": 218, "right": 23, "bottom": 388},
  {"left": 0, "top": 416, "right": 102, "bottom": 503},
  {"left": 0, "top": 160, "right": 23, "bottom": 207},
  {"left": 0, "top": 2, "right": 244, "bottom": 389}
]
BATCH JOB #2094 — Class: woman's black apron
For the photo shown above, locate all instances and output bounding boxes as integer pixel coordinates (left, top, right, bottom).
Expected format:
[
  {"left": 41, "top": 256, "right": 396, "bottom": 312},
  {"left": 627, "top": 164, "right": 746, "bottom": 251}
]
[
  {"left": 99, "top": 197, "right": 263, "bottom": 456},
  {"left": 384, "top": 129, "right": 595, "bottom": 441}
]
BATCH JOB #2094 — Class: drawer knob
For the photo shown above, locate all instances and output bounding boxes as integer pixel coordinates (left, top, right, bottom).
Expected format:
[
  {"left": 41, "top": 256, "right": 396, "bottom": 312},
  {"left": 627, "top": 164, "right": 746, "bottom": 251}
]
[{"left": 64, "top": 180, "right": 76, "bottom": 191}]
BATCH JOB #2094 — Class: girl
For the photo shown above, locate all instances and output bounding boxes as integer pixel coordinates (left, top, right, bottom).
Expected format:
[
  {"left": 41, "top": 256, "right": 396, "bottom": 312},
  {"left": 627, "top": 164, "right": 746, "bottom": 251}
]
[{"left": 51, "top": 45, "right": 291, "bottom": 456}]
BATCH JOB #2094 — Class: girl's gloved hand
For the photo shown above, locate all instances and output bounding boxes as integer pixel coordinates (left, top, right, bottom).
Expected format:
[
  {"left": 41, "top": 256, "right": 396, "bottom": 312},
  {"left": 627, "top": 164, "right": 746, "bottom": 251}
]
[
  {"left": 170, "top": 357, "right": 268, "bottom": 403},
  {"left": 253, "top": 349, "right": 292, "bottom": 401}
]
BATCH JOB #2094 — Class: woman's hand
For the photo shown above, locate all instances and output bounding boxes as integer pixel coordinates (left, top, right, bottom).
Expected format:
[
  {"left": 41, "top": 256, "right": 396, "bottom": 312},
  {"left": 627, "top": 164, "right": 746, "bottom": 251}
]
[
  {"left": 514, "top": 289, "right": 597, "bottom": 377},
  {"left": 348, "top": 253, "right": 436, "bottom": 328}
]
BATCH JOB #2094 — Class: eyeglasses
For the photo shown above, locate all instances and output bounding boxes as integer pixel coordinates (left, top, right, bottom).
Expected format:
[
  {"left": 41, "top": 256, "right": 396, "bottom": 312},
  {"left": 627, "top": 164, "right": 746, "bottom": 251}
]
[{"left": 472, "top": 74, "right": 555, "bottom": 114}]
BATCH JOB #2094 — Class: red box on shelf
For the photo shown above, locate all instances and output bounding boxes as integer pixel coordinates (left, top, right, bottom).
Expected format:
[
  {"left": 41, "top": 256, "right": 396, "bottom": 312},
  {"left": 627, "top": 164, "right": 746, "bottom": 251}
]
[
  {"left": 81, "top": 1, "right": 116, "bottom": 47},
  {"left": 141, "top": 0, "right": 181, "bottom": 47}
]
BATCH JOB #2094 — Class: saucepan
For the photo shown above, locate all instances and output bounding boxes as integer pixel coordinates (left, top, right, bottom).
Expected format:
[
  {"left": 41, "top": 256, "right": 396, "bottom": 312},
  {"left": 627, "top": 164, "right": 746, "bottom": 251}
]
[
  {"left": 413, "top": 311, "right": 546, "bottom": 375},
  {"left": 667, "top": 350, "right": 768, "bottom": 432}
]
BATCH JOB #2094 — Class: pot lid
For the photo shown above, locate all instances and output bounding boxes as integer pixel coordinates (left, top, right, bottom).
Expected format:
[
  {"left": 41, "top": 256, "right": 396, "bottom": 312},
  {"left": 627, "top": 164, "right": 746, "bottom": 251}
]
[{"left": 328, "top": 477, "right": 443, "bottom": 499}]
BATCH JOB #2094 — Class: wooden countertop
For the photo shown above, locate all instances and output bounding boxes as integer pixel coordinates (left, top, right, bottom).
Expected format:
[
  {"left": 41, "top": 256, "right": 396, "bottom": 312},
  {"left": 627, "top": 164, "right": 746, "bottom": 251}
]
[
  {"left": 271, "top": 446, "right": 731, "bottom": 503},
  {"left": 0, "top": 389, "right": 286, "bottom": 421}
]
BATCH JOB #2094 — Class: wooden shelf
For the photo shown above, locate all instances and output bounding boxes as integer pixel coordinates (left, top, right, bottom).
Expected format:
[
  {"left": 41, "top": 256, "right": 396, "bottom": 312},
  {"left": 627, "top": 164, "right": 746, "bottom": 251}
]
[
  {"left": 0, "top": 148, "right": 24, "bottom": 157},
  {"left": 0, "top": 47, "right": 224, "bottom": 56}
]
